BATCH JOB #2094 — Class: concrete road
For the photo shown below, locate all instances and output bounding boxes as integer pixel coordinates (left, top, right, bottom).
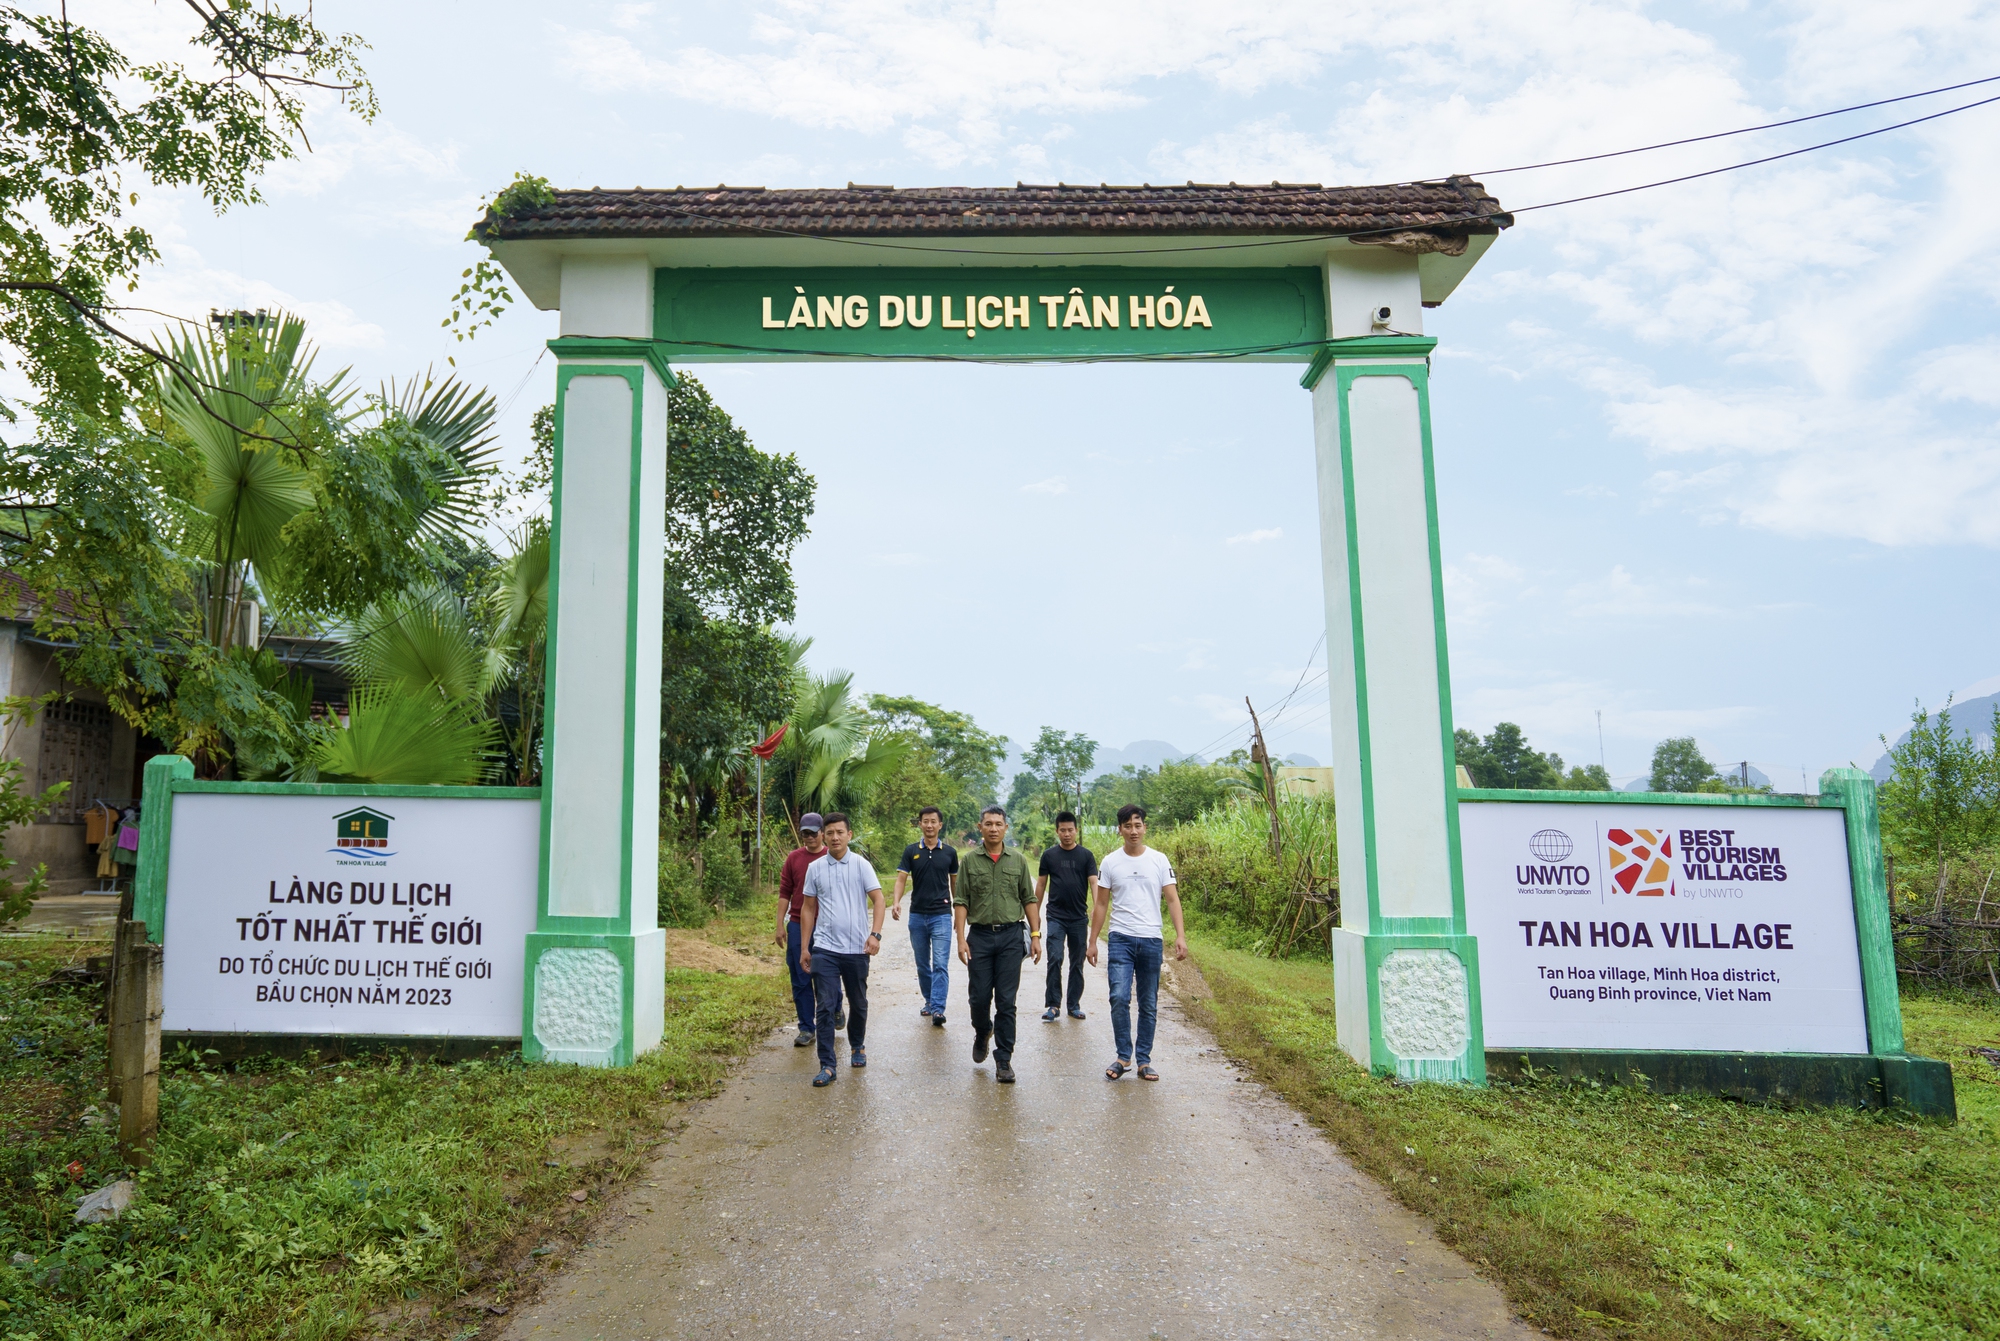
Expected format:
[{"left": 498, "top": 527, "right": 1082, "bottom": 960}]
[{"left": 502, "top": 928, "right": 1531, "bottom": 1341}]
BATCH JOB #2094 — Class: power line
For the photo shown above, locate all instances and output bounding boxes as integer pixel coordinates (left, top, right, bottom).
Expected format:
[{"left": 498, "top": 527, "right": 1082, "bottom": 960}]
[
  {"left": 522, "top": 76, "right": 2000, "bottom": 267},
  {"left": 1460, "top": 73, "right": 2000, "bottom": 176}
]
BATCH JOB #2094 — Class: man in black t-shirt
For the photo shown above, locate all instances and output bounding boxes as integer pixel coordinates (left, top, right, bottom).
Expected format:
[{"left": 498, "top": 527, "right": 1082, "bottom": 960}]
[
  {"left": 893, "top": 805, "right": 959, "bottom": 1026},
  {"left": 1036, "top": 811, "right": 1099, "bottom": 1021}
]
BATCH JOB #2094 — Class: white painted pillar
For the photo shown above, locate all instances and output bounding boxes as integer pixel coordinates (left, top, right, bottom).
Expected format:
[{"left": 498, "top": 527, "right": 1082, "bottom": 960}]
[
  {"left": 1310, "top": 248, "right": 1485, "bottom": 1083},
  {"left": 522, "top": 254, "right": 669, "bottom": 1066}
]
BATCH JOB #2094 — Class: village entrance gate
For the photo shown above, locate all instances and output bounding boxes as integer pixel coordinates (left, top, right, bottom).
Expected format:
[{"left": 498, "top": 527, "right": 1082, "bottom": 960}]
[{"left": 481, "top": 181, "right": 1513, "bottom": 1077}]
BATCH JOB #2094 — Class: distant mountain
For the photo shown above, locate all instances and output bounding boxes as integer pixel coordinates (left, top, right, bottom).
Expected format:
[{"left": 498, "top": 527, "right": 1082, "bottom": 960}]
[
  {"left": 1088, "top": 739, "right": 1202, "bottom": 779},
  {"left": 1870, "top": 692, "right": 2000, "bottom": 782},
  {"left": 1621, "top": 763, "right": 1772, "bottom": 792},
  {"left": 1284, "top": 752, "right": 1320, "bottom": 767}
]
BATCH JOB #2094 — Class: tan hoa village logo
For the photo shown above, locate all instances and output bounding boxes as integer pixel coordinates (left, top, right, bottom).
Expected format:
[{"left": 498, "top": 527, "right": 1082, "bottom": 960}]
[
  {"left": 1607, "top": 827, "right": 1674, "bottom": 897},
  {"left": 330, "top": 806, "right": 396, "bottom": 858}
]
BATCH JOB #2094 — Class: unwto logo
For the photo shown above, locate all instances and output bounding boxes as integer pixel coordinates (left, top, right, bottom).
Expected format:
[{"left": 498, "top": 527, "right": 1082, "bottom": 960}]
[{"left": 1607, "top": 827, "right": 1674, "bottom": 897}]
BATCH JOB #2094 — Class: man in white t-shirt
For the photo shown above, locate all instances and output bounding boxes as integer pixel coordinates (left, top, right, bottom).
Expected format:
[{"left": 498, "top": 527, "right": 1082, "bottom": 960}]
[{"left": 1086, "top": 803, "right": 1187, "bottom": 1081}]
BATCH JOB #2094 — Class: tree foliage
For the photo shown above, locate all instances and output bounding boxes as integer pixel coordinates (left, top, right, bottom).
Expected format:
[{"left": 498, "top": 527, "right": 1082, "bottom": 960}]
[
  {"left": 1648, "top": 736, "right": 1716, "bottom": 793},
  {"left": 862, "top": 695, "right": 1009, "bottom": 840},
  {"left": 0, "top": 316, "right": 499, "bottom": 775},
  {"left": 1, "top": 3, "right": 373, "bottom": 419},
  {"left": 1455, "top": 722, "right": 1610, "bottom": 791},
  {"left": 1878, "top": 699, "right": 2000, "bottom": 861}
]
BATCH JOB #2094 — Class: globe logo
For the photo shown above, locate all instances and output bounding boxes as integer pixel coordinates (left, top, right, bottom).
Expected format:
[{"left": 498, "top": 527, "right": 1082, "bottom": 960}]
[{"left": 1529, "top": 829, "right": 1574, "bottom": 862}]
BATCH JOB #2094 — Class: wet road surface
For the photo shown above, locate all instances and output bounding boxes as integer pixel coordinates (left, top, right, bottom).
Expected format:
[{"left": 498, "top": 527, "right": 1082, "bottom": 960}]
[{"left": 502, "top": 927, "right": 1531, "bottom": 1340}]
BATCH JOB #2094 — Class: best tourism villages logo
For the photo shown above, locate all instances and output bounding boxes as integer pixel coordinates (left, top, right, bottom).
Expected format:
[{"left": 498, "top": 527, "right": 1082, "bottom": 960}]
[{"left": 1513, "top": 823, "right": 1790, "bottom": 898}]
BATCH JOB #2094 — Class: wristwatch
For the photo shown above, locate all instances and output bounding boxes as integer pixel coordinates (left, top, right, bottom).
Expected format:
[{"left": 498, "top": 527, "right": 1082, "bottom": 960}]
[{"left": 867, "top": 931, "right": 881, "bottom": 942}]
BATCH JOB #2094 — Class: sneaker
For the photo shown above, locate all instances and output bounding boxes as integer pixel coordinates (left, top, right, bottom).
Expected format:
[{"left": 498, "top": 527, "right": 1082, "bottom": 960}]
[
  {"left": 793, "top": 1029, "right": 814, "bottom": 1047},
  {"left": 972, "top": 1031, "right": 990, "bottom": 1064},
  {"left": 931, "top": 1014, "right": 946, "bottom": 1027},
  {"left": 812, "top": 1067, "right": 837, "bottom": 1087},
  {"left": 1068, "top": 1008, "right": 1086, "bottom": 1020},
  {"left": 1041, "top": 1007, "right": 1060, "bottom": 1022},
  {"left": 851, "top": 1047, "right": 867, "bottom": 1068},
  {"left": 995, "top": 1064, "right": 1016, "bottom": 1083},
  {"left": 834, "top": 1008, "right": 847, "bottom": 1030}
]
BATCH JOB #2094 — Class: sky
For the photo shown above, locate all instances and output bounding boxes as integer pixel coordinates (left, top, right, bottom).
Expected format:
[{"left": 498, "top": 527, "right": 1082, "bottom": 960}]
[{"left": 37, "top": 0, "right": 2000, "bottom": 787}]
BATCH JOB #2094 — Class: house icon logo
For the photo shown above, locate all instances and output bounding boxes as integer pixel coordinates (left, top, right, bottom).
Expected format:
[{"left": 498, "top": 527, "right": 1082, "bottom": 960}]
[{"left": 330, "top": 806, "right": 397, "bottom": 859}]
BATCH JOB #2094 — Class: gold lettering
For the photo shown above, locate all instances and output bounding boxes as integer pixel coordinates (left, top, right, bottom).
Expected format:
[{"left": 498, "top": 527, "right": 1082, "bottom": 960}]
[
  {"left": 1038, "top": 295, "right": 1063, "bottom": 327},
  {"left": 1157, "top": 294, "right": 1183, "bottom": 327},
  {"left": 1092, "top": 295, "right": 1119, "bottom": 328},
  {"left": 941, "top": 296, "right": 966, "bottom": 328},
  {"left": 817, "top": 295, "right": 844, "bottom": 328},
  {"left": 906, "top": 295, "right": 933, "bottom": 328},
  {"left": 786, "top": 295, "right": 814, "bottom": 328},
  {"left": 1129, "top": 295, "right": 1155, "bottom": 328},
  {"left": 1062, "top": 295, "right": 1091, "bottom": 328},
  {"left": 761, "top": 297, "right": 785, "bottom": 329},
  {"left": 977, "top": 295, "right": 1003, "bottom": 329},
  {"left": 1183, "top": 294, "right": 1212, "bottom": 328},
  {"left": 880, "top": 295, "right": 906, "bottom": 328},
  {"left": 844, "top": 295, "right": 869, "bottom": 327}
]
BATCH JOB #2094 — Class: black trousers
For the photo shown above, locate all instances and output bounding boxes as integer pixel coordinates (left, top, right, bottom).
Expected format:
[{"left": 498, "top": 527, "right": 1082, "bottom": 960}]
[
  {"left": 1044, "top": 914, "right": 1088, "bottom": 1011},
  {"left": 966, "top": 923, "right": 1027, "bottom": 1064}
]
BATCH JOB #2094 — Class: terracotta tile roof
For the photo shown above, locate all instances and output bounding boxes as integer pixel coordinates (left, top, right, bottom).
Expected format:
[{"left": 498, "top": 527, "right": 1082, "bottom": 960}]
[{"left": 477, "top": 179, "right": 1510, "bottom": 249}]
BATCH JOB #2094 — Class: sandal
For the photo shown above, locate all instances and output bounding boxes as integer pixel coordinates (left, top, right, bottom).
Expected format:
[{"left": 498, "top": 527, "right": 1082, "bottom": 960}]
[
  {"left": 812, "top": 1066, "right": 837, "bottom": 1087},
  {"left": 1137, "top": 1064, "right": 1159, "bottom": 1081},
  {"left": 1105, "top": 1060, "right": 1131, "bottom": 1080}
]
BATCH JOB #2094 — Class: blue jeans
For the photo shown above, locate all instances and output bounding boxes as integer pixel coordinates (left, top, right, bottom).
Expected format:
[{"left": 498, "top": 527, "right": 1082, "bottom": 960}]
[
  {"left": 785, "top": 920, "right": 815, "bottom": 1032},
  {"left": 1106, "top": 932, "right": 1163, "bottom": 1065},
  {"left": 907, "top": 911, "right": 953, "bottom": 1015},
  {"left": 809, "top": 948, "right": 869, "bottom": 1070}
]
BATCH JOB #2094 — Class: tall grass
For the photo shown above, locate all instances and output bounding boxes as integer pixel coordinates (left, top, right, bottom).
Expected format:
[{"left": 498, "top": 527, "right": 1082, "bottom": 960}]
[{"left": 1148, "top": 793, "right": 1338, "bottom": 957}]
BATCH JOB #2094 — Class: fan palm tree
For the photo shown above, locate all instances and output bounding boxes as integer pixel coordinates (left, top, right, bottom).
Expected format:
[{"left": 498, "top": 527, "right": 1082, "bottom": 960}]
[
  {"left": 487, "top": 519, "right": 550, "bottom": 784},
  {"left": 772, "top": 666, "right": 910, "bottom": 821}
]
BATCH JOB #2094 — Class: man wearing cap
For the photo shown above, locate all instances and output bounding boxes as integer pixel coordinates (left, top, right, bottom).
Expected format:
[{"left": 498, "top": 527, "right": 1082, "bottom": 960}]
[
  {"left": 952, "top": 805, "right": 1041, "bottom": 1083},
  {"left": 892, "top": 805, "right": 958, "bottom": 1026},
  {"left": 775, "top": 813, "right": 838, "bottom": 1046},
  {"left": 798, "top": 813, "right": 886, "bottom": 1087}
]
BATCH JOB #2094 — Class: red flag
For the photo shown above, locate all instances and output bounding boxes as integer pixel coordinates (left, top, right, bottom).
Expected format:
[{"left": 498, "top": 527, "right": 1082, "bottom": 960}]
[{"left": 750, "top": 724, "right": 788, "bottom": 759}]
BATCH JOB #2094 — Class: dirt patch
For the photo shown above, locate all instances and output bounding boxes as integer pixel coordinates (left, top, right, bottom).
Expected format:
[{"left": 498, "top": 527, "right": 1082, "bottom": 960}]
[
  {"left": 1163, "top": 950, "right": 1213, "bottom": 1001},
  {"left": 662, "top": 930, "right": 778, "bottom": 976}
]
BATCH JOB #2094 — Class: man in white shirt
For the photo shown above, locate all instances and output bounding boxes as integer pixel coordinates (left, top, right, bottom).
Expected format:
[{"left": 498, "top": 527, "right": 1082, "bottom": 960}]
[
  {"left": 798, "top": 812, "right": 886, "bottom": 1087},
  {"left": 1087, "top": 803, "right": 1186, "bottom": 1081}
]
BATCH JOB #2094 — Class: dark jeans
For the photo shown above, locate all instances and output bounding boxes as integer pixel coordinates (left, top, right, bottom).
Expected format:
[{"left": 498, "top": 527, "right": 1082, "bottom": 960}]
[
  {"left": 1044, "top": 914, "right": 1088, "bottom": 1011},
  {"left": 966, "top": 923, "right": 1027, "bottom": 1064},
  {"left": 1106, "top": 932, "right": 1163, "bottom": 1065},
  {"left": 785, "top": 920, "right": 814, "bottom": 1032},
  {"left": 810, "top": 948, "right": 869, "bottom": 1070}
]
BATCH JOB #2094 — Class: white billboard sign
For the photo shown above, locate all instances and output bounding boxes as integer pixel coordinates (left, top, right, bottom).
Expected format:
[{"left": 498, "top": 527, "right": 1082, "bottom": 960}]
[
  {"left": 1459, "top": 800, "right": 1868, "bottom": 1054},
  {"left": 161, "top": 793, "right": 540, "bottom": 1037}
]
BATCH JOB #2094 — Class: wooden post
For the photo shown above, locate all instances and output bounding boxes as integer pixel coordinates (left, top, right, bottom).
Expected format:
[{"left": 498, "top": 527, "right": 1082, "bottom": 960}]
[
  {"left": 108, "top": 917, "right": 162, "bottom": 1163},
  {"left": 1245, "top": 696, "right": 1283, "bottom": 860}
]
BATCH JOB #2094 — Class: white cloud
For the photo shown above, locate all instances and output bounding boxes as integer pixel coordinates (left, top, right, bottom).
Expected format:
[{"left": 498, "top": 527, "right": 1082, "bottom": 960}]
[
  {"left": 1021, "top": 475, "right": 1068, "bottom": 494},
  {"left": 1226, "top": 527, "right": 1282, "bottom": 545}
]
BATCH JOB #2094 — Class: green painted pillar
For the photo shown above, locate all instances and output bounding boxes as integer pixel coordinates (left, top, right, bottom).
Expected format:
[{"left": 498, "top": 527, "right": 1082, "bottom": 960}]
[
  {"left": 522, "top": 257, "right": 671, "bottom": 1066},
  {"left": 1305, "top": 313, "right": 1485, "bottom": 1083}
]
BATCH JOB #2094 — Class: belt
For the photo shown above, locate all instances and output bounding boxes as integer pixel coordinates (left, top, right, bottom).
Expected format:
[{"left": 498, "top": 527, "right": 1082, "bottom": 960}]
[{"left": 970, "top": 921, "right": 1025, "bottom": 931}]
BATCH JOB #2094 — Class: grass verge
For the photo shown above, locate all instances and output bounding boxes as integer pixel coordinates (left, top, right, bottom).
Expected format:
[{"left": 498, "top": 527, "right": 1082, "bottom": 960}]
[
  {"left": 0, "top": 908, "right": 788, "bottom": 1340},
  {"left": 1179, "top": 937, "right": 1999, "bottom": 1341}
]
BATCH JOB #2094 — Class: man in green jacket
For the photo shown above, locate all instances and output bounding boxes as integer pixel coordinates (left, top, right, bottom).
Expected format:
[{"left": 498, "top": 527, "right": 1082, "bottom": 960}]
[{"left": 953, "top": 805, "right": 1042, "bottom": 1083}]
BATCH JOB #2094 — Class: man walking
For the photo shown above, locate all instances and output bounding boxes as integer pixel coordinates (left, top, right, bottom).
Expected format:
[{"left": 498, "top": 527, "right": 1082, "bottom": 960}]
[
  {"left": 1087, "top": 804, "right": 1186, "bottom": 1082},
  {"left": 892, "top": 805, "right": 958, "bottom": 1026},
  {"left": 774, "top": 813, "right": 828, "bottom": 1046},
  {"left": 953, "top": 805, "right": 1041, "bottom": 1083},
  {"left": 798, "top": 813, "right": 885, "bottom": 1087},
  {"left": 1036, "top": 810, "right": 1097, "bottom": 1022}
]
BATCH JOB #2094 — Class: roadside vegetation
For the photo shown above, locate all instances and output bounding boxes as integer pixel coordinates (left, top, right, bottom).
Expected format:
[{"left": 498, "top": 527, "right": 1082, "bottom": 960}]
[
  {"left": 0, "top": 912, "right": 788, "bottom": 1340},
  {"left": 1181, "top": 942, "right": 1999, "bottom": 1341}
]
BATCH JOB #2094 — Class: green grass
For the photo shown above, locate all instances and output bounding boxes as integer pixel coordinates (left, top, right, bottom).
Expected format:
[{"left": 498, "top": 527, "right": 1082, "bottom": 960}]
[
  {"left": 1181, "top": 938, "right": 2000, "bottom": 1341},
  {"left": 0, "top": 909, "right": 788, "bottom": 1340}
]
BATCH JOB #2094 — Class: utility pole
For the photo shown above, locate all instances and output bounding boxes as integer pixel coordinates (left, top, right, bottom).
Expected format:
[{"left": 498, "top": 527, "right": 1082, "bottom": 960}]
[
  {"left": 1596, "top": 710, "right": 1606, "bottom": 775},
  {"left": 1246, "top": 696, "right": 1282, "bottom": 860}
]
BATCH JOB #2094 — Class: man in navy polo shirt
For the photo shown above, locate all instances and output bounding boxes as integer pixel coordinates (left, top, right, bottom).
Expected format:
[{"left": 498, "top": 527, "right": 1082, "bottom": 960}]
[{"left": 892, "top": 804, "right": 957, "bottom": 1025}]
